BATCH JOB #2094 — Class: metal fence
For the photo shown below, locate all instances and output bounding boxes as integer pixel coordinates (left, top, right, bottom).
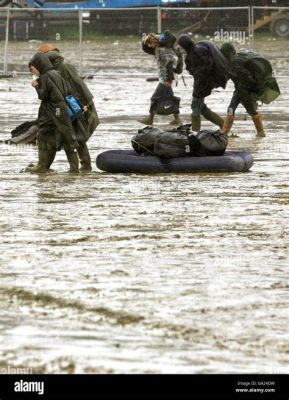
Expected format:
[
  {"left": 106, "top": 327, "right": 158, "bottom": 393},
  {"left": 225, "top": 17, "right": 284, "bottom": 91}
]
[
  {"left": 251, "top": 6, "right": 289, "bottom": 47},
  {"left": 1, "top": 5, "right": 284, "bottom": 75}
]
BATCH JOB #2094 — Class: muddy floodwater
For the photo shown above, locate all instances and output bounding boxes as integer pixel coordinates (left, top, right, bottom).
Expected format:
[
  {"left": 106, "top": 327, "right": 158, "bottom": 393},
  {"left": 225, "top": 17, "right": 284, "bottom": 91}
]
[{"left": 0, "top": 37, "right": 289, "bottom": 374}]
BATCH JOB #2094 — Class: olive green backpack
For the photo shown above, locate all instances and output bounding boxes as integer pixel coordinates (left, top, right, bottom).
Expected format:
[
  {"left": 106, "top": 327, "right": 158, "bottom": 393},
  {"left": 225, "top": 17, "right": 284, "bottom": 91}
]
[{"left": 237, "top": 49, "right": 281, "bottom": 104}]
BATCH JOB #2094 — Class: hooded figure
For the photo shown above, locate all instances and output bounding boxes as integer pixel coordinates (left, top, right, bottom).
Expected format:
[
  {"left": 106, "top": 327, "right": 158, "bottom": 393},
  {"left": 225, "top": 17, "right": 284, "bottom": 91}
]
[
  {"left": 220, "top": 43, "right": 280, "bottom": 137},
  {"left": 139, "top": 30, "right": 183, "bottom": 127},
  {"left": 38, "top": 43, "right": 99, "bottom": 171},
  {"left": 177, "top": 34, "right": 229, "bottom": 131},
  {"left": 220, "top": 42, "right": 236, "bottom": 66},
  {"left": 25, "top": 52, "right": 79, "bottom": 173}
]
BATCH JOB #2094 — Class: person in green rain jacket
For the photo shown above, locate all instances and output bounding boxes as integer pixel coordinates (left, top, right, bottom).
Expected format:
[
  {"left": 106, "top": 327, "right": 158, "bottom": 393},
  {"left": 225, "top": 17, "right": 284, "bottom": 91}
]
[
  {"left": 38, "top": 43, "right": 99, "bottom": 171},
  {"left": 25, "top": 52, "right": 79, "bottom": 173},
  {"left": 221, "top": 43, "right": 280, "bottom": 137}
]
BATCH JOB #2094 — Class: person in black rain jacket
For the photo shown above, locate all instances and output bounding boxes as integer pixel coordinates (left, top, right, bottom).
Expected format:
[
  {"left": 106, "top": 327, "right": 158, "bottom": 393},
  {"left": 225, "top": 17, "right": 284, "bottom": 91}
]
[
  {"left": 38, "top": 43, "right": 99, "bottom": 171},
  {"left": 25, "top": 52, "right": 79, "bottom": 173},
  {"left": 177, "top": 34, "right": 229, "bottom": 131}
]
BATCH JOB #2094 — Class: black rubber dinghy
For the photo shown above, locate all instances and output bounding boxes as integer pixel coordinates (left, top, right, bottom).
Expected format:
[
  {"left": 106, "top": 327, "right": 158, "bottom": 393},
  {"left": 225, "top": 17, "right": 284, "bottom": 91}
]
[{"left": 96, "top": 150, "right": 253, "bottom": 174}]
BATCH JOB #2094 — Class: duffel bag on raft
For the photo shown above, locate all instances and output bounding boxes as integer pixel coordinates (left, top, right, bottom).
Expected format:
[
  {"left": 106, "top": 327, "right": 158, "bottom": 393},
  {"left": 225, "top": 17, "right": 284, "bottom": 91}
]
[
  {"left": 153, "top": 129, "right": 191, "bottom": 158},
  {"left": 131, "top": 125, "right": 228, "bottom": 158},
  {"left": 189, "top": 129, "right": 228, "bottom": 156}
]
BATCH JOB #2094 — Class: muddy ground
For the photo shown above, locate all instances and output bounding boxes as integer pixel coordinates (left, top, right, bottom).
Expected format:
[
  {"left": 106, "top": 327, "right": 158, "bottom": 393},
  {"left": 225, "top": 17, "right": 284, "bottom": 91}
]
[{"left": 0, "top": 36, "right": 289, "bottom": 373}]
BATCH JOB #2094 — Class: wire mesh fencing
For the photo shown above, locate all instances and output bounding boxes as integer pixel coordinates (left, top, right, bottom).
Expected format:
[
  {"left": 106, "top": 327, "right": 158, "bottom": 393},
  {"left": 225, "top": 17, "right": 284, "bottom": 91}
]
[{"left": 1, "top": 6, "right": 253, "bottom": 75}]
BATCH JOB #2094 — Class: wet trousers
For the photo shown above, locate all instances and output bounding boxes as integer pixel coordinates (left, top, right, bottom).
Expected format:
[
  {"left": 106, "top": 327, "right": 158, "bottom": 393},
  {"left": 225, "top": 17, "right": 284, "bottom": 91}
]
[{"left": 227, "top": 91, "right": 258, "bottom": 117}]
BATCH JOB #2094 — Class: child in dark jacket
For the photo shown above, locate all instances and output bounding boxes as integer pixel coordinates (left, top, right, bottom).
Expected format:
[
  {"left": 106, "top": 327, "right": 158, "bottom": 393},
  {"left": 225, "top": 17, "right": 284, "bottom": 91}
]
[
  {"left": 139, "top": 30, "right": 183, "bottom": 127},
  {"left": 25, "top": 52, "right": 79, "bottom": 173}
]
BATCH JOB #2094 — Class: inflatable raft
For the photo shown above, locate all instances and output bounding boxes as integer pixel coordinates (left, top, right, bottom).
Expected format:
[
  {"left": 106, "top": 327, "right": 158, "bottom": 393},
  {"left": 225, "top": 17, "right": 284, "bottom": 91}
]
[{"left": 96, "top": 150, "right": 253, "bottom": 173}]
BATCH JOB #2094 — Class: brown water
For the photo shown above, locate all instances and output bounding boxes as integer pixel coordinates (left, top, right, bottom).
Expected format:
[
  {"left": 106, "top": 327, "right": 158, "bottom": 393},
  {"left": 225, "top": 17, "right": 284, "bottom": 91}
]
[{"left": 0, "top": 37, "right": 289, "bottom": 374}]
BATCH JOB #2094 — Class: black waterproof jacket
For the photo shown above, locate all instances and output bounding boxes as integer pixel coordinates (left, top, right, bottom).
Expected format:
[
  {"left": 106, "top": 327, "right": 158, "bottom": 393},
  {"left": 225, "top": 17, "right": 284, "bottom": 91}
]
[
  {"left": 29, "top": 52, "right": 77, "bottom": 151},
  {"left": 177, "top": 35, "right": 228, "bottom": 98}
]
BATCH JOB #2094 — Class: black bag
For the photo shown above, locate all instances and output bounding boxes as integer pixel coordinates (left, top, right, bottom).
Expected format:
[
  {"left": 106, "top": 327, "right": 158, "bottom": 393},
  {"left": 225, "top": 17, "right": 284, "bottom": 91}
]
[
  {"left": 153, "top": 130, "right": 191, "bottom": 158},
  {"left": 189, "top": 129, "right": 228, "bottom": 156},
  {"left": 132, "top": 126, "right": 162, "bottom": 155},
  {"left": 10, "top": 120, "right": 38, "bottom": 145},
  {"left": 11, "top": 120, "right": 38, "bottom": 138},
  {"left": 152, "top": 124, "right": 191, "bottom": 158},
  {"left": 155, "top": 95, "right": 180, "bottom": 116}
]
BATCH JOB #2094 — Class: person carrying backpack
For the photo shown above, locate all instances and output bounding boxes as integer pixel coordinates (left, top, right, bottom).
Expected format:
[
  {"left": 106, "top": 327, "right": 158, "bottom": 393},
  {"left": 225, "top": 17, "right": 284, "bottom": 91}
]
[
  {"left": 38, "top": 43, "right": 99, "bottom": 171},
  {"left": 220, "top": 43, "right": 280, "bottom": 137},
  {"left": 138, "top": 30, "right": 183, "bottom": 127},
  {"left": 25, "top": 52, "right": 79, "bottom": 173},
  {"left": 176, "top": 34, "right": 229, "bottom": 132}
]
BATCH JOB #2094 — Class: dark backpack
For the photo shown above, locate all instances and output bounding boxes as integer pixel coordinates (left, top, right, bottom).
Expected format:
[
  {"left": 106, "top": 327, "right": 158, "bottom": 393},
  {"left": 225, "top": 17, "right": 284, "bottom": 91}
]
[{"left": 237, "top": 49, "right": 280, "bottom": 104}]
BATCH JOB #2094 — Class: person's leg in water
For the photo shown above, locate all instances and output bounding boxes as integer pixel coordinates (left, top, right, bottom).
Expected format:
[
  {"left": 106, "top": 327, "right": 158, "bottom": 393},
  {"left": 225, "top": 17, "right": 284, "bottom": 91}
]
[
  {"left": 191, "top": 97, "right": 204, "bottom": 131},
  {"left": 251, "top": 112, "right": 265, "bottom": 137},
  {"left": 166, "top": 85, "right": 181, "bottom": 126},
  {"left": 138, "top": 113, "right": 154, "bottom": 126},
  {"left": 201, "top": 105, "right": 224, "bottom": 129},
  {"left": 242, "top": 97, "right": 265, "bottom": 137},
  {"left": 223, "top": 92, "right": 265, "bottom": 137},
  {"left": 56, "top": 120, "right": 80, "bottom": 172},
  {"left": 170, "top": 112, "right": 182, "bottom": 126},
  {"left": 46, "top": 141, "right": 56, "bottom": 169},
  {"left": 25, "top": 140, "right": 48, "bottom": 173},
  {"left": 25, "top": 129, "right": 55, "bottom": 173},
  {"left": 77, "top": 142, "right": 92, "bottom": 171},
  {"left": 72, "top": 120, "right": 92, "bottom": 171},
  {"left": 64, "top": 148, "right": 79, "bottom": 173},
  {"left": 222, "top": 91, "right": 240, "bottom": 134},
  {"left": 138, "top": 83, "right": 160, "bottom": 125}
]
